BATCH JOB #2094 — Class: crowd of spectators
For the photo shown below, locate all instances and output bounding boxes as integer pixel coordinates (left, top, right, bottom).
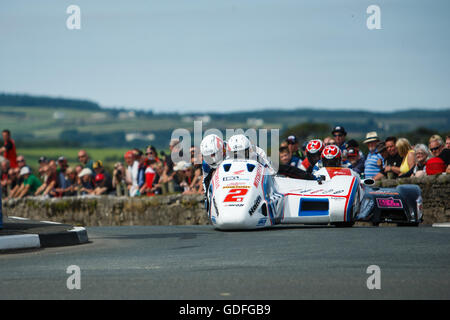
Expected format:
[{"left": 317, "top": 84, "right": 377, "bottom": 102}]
[
  {"left": 279, "top": 126, "right": 450, "bottom": 180},
  {"left": 1, "top": 130, "right": 203, "bottom": 199},
  {"left": 1, "top": 127, "right": 450, "bottom": 200}
]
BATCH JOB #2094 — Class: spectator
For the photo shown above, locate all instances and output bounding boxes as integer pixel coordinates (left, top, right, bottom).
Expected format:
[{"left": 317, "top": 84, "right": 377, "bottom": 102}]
[
  {"left": 286, "top": 135, "right": 304, "bottom": 160},
  {"left": 60, "top": 167, "right": 79, "bottom": 196},
  {"left": 151, "top": 161, "right": 167, "bottom": 195},
  {"left": 0, "top": 129, "right": 18, "bottom": 169},
  {"left": 15, "top": 167, "right": 42, "bottom": 199},
  {"left": 383, "top": 136, "right": 403, "bottom": 179},
  {"left": 446, "top": 135, "right": 450, "bottom": 149},
  {"left": 347, "top": 147, "right": 365, "bottom": 175},
  {"left": 78, "top": 150, "right": 94, "bottom": 171},
  {"left": 372, "top": 142, "right": 389, "bottom": 181},
  {"left": 38, "top": 156, "right": 49, "bottom": 179},
  {"left": 426, "top": 135, "right": 450, "bottom": 175},
  {"left": 323, "top": 136, "right": 336, "bottom": 146},
  {"left": 172, "top": 161, "right": 188, "bottom": 192},
  {"left": 145, "top": 145, "right": 161, "bottom": 163},
  {"left": 279, "top": 146, "right": 300, "bottom": 168},
  {"left": 35, "top": 160, "right": 58, "bottom": 197},
  {"left": 1, "top": 159, "right": 10, "bottom": 197},
  {"left": 396, "top": 138, "right": 415, "bottom": 176},
  {"left": 112, "top": 162, "right": 127, "bottom": 196},
  {"left": 78, "top": 168, "right": 95, "bottom": 195},
  {"left": 140, "top": 160, "right": 157, "bottom": 196},
  {"left": 92, "top": 160, "right": 113, "bottom": 195},
  {"left": 331, "top": 126, "right": 348, "bottom": 152},
  {"left": 124, "top": 150, "right": 140, "bottom": 197},
  {"left": 75, "top": 164, "right": 83, "bottom": 178},
  {"left": 56, "top": 156, "right": 70, "bottom": 193},
  {"left": 399, "top": 144, "right": 430, "bottom": 178},
  {"left": 363, "top": 131, "right": 384, "bottom": 179}
]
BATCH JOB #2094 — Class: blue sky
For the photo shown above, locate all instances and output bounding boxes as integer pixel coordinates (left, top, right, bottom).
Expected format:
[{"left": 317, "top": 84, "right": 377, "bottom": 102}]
[{"left": 1, "top": 0, "right": 449, "bottom": 113}]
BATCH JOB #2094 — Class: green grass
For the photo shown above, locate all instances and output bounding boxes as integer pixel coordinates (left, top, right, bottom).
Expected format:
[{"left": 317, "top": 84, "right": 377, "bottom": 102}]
[{"left": 18, "top": 147, "right": 131, "bottom": 172}]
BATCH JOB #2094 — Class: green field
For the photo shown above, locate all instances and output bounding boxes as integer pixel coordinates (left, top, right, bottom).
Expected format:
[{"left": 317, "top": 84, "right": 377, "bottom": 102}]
[{"left": 17, "top": 147, "right": 131, "bottom": 172}]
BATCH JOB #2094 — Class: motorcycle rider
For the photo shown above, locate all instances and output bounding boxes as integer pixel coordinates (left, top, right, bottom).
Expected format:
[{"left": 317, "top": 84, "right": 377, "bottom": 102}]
[
  {"left": 321, "top": 145, "right": 342, "bottom": 167},
  {"left": 227, "top": 134, "right": 316, "bottom": 180},
  {"left": 299, "top": 139, "right": 324, "bottom": 173},
  {"left": 200, "top": 134, "right": 227, "bottom": 192},
  {"left": 226, "top": 134, "right": 274, "bottom": 173}
]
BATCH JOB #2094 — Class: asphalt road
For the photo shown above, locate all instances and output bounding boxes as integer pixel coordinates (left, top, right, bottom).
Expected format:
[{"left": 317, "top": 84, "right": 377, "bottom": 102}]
[{"left": 1, "top": 225, "right": 449, "bottom": 299}]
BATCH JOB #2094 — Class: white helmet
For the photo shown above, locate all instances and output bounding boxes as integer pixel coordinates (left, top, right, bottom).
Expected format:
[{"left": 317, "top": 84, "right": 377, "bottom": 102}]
[
  {"left": 200, "top": 134, "right": 225, "bottom": 168},
  {"left": 227, "top": 134, "right": 252, "bottom": 159}
]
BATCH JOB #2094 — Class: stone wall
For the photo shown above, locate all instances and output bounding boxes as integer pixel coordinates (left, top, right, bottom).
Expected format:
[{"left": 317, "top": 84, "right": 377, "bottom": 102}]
[{"left": 2, "top": 175, "right": 449, "bottom": 226}]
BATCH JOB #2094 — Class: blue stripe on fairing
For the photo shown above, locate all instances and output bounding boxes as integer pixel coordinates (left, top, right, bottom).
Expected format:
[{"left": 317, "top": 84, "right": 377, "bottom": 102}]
[
  {"left": 262, "top": 169, "right": 275, "bottom": 225},
  {"left": 345, "top": 178, "right": 358, "bottom": 222},
  {"left": 298, "top": 198, "right": 329, "bottom": 217}
]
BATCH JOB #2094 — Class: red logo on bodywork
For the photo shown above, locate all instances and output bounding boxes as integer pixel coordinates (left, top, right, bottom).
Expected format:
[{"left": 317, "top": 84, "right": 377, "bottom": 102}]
[
  {"left": 326, "top": 168, "right": 351, "bottom": 178},
  {"left": 254, "top": 165, "right": 262, "bottom": 187}
]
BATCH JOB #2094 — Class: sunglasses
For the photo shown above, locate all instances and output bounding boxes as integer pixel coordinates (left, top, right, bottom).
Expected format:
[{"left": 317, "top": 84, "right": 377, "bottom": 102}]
[
  {"left": 430, "top": 146, "right": 441, "bottom": 152},
  {"left": 333, "top": 134, "right": 344, "bottom": 137},
  {"left": 17, "top": 159, "right": 25, "bottom": 163}
]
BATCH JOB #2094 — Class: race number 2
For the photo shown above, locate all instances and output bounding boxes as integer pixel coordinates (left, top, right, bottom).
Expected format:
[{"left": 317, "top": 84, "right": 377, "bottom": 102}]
[{"left": 224, "top": 188, "right": 248, "bottom": 203}]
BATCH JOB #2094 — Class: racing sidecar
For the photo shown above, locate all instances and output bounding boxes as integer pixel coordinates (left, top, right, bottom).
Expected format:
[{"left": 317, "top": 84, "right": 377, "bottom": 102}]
[{"left": 206, "top": 159, "right": 422, "bottom": 230}]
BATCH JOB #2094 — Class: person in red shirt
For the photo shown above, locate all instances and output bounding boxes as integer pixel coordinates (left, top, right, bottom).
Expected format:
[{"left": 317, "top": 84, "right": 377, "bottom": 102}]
[{"left": 0, "top": 130, "right": 18, "bottom": 169}]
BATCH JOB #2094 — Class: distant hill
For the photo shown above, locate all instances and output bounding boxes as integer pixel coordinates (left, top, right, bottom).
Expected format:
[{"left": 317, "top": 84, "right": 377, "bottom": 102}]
[
  {"left": 0, "top": 93, "right": 448, "bottom": 149},
  {"left": 0, "top": 93, "right": 101, "bottom": 111}
]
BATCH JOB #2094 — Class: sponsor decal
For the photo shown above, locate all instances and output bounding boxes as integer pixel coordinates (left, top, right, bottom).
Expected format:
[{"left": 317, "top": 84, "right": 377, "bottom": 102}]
[
  {"left": 233, "top": 170, "right": 245, "bottom": 175},
  {"left": 223, "top": 188, "right": 249, "bottom": 202},
  {"left": 213, "top": 171, "right": 220, "bottom": 189},
  {"left": 254, "top": 165, "right": 262, "bottom": 187},
  {"left": 223, "top": 176, "right": 241, "bottom": 181},
  {"left": 224, "top": 203, "right": 245, "bottom": 207},
  {"left": 310, "top": 189, "right": 324, "bottom": 194},
  {"left": 376, "top": 197, "right": 403, "bottom": 209},
  {"left": 321, "top": 189, "right": 334, "bottom": 194},
  {"left": 333, "top": 189, "right": 345, "bottom": 194},
  {"left": 248, "top": 195, "right": 262, "bottom": 216},
  {"left": 295, "top": 189, "right": 312, "bottom": 194},
  {"left": 325, "top": 168, "right": 352, "bottom": 178},
  {"left": 257, "top": 218, "right": 267, "bottom": 226},
  {"left": 331, "top": 197, "right": 345, "bottom": 201},
  {"left": 223, "top": 185, "right": 251, "bottom": 189}
]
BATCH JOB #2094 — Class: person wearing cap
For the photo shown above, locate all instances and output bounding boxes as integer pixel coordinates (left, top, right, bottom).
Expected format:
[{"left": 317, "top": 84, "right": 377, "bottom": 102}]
[
  {"left": 15, "top": 166, "right": 42, "bottom": 199},
  {"left": 347, "top": 146, "right": 365, "bottom": 176},
  {"left": 78, "top": 167, "right": 95, "bottom": 195},
  {"left": 331, "top": 126, "right": 348, "bottom": 152},
  {"left": 92, "top": 160, "right": 113, "bottom": 195},
  {"left": 363, "top": 131, "right": 384, "bottom": 179},
  {"left": 286, "top": 135, "right": 304, "bottom": 160}
]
